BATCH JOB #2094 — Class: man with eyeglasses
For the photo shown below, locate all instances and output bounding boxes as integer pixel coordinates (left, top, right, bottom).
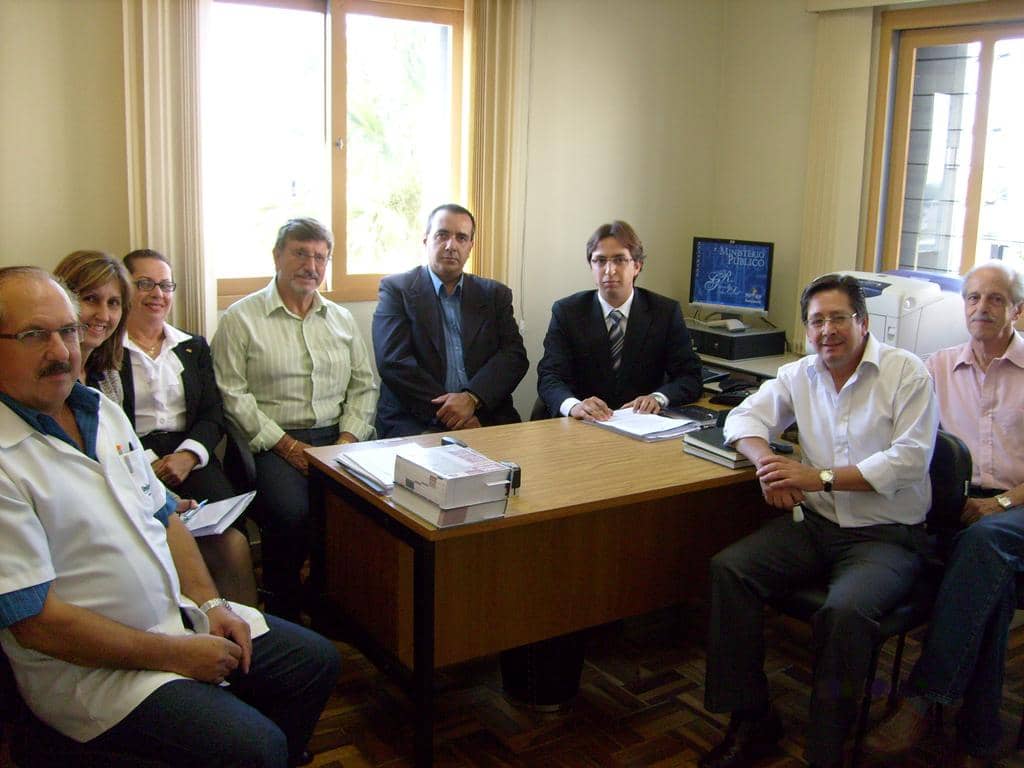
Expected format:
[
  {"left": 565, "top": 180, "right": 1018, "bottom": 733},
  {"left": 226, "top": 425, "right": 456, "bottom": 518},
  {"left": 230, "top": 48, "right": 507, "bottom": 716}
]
[
  {"left": 372, "top": 203, "right": 529, "bottom": 437},
  {"left": 212, "top": 217, "right": 377, "bottom": 619},
  {"left": 0, "top": 267, "right": 340, "bottom": 766},
  {"left": 866, "top": 261, "right": 1024, "bottom": 767},
  {"left": 700, "top": 273, "right": 938, "bottom": 768},
  {"left": 537, "top": 220, "right": 701, "bottom": 420}
]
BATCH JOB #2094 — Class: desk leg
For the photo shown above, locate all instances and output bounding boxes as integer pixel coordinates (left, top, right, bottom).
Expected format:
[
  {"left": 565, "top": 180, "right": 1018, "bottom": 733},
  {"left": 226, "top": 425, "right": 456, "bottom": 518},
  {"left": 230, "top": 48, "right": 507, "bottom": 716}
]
[{"left": 413, "top": 541, "right": 436, "bottom": 768}]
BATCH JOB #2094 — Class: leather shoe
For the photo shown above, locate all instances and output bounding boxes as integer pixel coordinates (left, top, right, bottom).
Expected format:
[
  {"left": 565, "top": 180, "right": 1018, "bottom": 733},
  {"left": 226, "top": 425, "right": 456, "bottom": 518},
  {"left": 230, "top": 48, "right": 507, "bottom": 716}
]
[
  {"left": 699, "top": 710, "right": 783, "bottom": 768},
  {"left": 863, "top": 698, "right": 930, "bottom": 754}
]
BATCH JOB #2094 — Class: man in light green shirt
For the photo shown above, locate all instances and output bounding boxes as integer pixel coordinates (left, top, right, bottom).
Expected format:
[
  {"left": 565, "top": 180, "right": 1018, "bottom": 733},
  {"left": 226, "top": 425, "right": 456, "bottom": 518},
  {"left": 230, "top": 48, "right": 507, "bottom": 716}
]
[{"left": 212, "top": 218, "right": 377, "bottom": 619}]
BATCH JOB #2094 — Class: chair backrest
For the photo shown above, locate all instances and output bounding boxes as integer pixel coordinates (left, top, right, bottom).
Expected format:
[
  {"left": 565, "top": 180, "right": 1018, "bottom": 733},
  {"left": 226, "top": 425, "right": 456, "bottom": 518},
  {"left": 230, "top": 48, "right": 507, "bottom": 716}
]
[{"left": 925, "top": 429, "right": 972, "bottom": 534}]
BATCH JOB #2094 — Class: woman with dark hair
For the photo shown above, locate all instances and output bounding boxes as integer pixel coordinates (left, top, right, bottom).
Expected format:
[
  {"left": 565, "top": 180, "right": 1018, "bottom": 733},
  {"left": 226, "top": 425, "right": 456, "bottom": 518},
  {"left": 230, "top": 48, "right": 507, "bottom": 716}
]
[{"left": 120, "top": 249, "right": 257, "bottom": 606}]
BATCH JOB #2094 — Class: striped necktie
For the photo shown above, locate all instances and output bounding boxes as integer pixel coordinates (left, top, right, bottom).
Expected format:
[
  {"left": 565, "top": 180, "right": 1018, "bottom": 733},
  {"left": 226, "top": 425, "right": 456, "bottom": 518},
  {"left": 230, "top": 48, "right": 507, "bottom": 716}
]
[{"left": 608, "top": 309, "right": 624, "bottom": 371}]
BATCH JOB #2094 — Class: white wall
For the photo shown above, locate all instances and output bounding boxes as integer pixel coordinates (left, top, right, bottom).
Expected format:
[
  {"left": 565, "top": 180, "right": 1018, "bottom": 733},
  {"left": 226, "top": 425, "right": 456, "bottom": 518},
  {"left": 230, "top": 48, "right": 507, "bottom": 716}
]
[{"left": 0, "top": 0, "right": 130, "bottom": 270}]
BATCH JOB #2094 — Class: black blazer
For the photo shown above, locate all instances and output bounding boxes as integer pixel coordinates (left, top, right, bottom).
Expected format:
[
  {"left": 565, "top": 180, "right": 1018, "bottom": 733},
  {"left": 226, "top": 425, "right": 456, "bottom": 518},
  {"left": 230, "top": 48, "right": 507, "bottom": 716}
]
[
  {"left": 119, "top": 334, "right": 226, "bottom": 457},
  {"left": 536, "top": 288, "right": 702, "bottom": 416},
  {"left": 372, "top": 266, "right": 529, "bottom": 438}
]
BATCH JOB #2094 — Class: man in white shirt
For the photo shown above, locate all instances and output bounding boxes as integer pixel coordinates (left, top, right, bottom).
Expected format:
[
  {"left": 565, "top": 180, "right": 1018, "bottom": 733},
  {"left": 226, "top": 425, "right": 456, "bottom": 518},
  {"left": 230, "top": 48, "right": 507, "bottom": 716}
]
[
  {"left": 212, "top": 218, "right": 378, "bottom": 619},
  {"left": 700, "top": 273, "right": 938, "bottom": 768},
  {"left": 0, "top": 267, "right": 339, "bottom": 767}
]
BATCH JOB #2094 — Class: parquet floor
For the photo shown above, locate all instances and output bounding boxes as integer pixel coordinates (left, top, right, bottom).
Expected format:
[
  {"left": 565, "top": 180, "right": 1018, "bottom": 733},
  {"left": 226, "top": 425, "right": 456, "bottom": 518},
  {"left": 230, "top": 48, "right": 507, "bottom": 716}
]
[{"left": 304, "top": 605, "right": 1024, "bottom": 767}]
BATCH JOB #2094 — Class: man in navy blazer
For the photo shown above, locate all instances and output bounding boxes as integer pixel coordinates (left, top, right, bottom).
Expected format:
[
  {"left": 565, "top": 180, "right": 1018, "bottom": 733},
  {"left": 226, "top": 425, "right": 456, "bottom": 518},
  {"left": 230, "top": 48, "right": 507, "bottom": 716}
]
[
  {"left": 537, "top": 220, "right": 702, "bottom": 419},
  {"left": 372, "top": 204, "right": 529, "bottom": 438}
]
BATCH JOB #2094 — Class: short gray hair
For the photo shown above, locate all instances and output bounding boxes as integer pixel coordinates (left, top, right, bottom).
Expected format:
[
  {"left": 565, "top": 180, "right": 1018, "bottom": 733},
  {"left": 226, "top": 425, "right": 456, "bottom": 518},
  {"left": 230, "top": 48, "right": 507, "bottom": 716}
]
[
  {"left": 962, "top": 260, "right": 1024, "bottom": 305},
  {"left": 0, "top": 267, "right": 79, "bottom": 327},
  {"left": 273, "top": 218, "right": 334, "bottom": 256}
]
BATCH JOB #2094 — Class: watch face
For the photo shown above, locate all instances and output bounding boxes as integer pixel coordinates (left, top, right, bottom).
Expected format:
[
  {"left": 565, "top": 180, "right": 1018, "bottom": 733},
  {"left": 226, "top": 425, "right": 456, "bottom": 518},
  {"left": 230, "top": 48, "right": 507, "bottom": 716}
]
[{"left": 997, "top": 495, "right": 1013, "bottom": 510}]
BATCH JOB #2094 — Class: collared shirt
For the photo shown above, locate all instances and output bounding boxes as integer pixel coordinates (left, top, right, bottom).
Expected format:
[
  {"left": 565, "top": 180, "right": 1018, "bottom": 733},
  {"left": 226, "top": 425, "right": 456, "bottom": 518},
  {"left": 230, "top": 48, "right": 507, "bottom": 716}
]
[
  {"left": 211, "top": 279, "right": 378, "bottom": 451},
  {"left": 724, "top": 334, "right": 938, "bottom": 527},
  {"left": 427, "top": 267, "right": 469, "bottom": 393},
  {"left": 0, "top": 383, "right": 175, "bottom": 627},
  {"left": 125, "top": 323, "right": 209, "bottom": 467},
  {"left": 926, "top": 332, "right": 1024, "bottom": 491}
]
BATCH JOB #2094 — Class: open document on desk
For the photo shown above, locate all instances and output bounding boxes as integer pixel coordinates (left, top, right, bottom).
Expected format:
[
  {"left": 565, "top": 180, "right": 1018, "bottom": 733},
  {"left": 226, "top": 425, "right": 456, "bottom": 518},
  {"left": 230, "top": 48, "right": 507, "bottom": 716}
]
[{"left": 587, "top": 408, "right": 704, "bottom": 442}]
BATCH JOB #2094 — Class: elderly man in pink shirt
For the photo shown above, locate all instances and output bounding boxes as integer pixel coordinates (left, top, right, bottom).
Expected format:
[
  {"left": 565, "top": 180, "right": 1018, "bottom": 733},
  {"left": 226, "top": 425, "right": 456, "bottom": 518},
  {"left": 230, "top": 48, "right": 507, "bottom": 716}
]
[{"left": 867, "top": 260, "right": 1024, "bottom": 768}]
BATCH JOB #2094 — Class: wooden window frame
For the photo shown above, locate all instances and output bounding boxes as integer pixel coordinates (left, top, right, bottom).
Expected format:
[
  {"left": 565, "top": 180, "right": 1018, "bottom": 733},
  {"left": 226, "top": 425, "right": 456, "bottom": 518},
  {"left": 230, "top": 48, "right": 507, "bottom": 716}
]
[
  {"left": 213, "top": 0, "right": 464, "bottom": 308},
  {"left": 861, "top": 0, "right": 1024, "bottom": 274}
]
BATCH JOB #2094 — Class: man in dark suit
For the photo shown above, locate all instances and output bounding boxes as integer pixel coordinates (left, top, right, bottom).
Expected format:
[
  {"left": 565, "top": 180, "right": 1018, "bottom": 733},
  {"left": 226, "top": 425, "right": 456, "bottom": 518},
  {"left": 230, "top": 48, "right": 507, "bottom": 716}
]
[
  {"left": 372, "top": 203, "right": 529, "bottom": 438},
  {"left": 537, "top": 220, "right": 702, "bottom": 419}
]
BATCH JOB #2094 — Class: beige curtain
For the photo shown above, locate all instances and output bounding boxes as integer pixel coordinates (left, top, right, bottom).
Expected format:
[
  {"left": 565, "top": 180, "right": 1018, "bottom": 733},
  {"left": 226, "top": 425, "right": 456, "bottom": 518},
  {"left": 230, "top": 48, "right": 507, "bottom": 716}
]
[
  {"left": 463, "top": 0, "right": 526, "bottom": 285},
  {"left": 122, "top": 0, "right": 210, "bottom": 335}
]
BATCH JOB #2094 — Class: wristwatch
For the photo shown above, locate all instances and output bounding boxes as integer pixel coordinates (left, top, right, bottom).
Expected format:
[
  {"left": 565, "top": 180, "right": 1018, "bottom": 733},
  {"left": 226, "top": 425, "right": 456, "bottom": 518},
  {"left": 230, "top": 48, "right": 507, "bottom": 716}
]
[
  {"left": 995, "top": 494, "right": 1014, "bottom": 510},
  {"left": 819, "top": 468, "right": 834, "bottom": 493},
  {"left": 199, "top": 597, "right": 231, "bottom": 615},
  {"left": 464, "top": 390, "right": 481, "bottom": 411},
  {"left": 651, "top": 392, "right": 669, "bottom": 409}
]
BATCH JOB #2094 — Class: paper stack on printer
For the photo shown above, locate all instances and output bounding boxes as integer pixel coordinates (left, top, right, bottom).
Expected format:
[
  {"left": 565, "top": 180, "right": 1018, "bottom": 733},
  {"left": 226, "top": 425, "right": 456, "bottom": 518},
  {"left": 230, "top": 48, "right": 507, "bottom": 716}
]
[{"left": 390, "top": 444, "right": 510, "bottom": 528}]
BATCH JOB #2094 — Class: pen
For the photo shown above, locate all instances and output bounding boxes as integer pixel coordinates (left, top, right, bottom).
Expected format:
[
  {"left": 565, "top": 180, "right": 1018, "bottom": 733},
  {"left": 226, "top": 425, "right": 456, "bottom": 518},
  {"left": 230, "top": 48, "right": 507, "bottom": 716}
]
[{"left": 181, "top": 499, "right": 208, "bottom": 523}]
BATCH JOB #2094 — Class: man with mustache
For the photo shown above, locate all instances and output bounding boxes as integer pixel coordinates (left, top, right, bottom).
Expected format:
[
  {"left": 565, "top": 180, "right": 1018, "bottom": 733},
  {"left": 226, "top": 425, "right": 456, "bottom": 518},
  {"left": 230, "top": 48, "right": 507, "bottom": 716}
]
[
  {"left": 212, "top": 218, "right": 377, "bottom": 620},
  {"left": 0, "top": 267, "right": 339, "bottom": 766},
  {"left": 867, "top": 261, "right": 1024, "bottom": 767},
  {"left": 537, "top": 220, "right": 702, "bottom": 420},
  {"left": 372, "top": 203, "right": 528, "bottom": 437},
  {"left": 702, "top": 273, "right": 938, "bottom": 768}
]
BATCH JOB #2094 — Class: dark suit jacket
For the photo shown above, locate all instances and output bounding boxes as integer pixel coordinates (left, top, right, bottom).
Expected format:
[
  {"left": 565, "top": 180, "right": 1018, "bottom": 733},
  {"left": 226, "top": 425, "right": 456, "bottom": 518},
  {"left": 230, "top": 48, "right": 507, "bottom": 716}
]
[
  {"left": 372, "top": 266, "right": 529, "bottom": 438},
  {"left": 118, "top": 334, "right": 226, "bottom": 458},
  {"left": 536, "top": 288, "right": 702, "bottom": 416}
]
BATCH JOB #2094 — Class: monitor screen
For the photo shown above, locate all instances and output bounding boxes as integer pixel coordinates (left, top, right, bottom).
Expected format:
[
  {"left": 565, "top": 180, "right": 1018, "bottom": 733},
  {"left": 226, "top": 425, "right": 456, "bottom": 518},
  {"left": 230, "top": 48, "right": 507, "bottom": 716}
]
[{"left": 689, "top": 237, "right": 774, "bottom": 315}]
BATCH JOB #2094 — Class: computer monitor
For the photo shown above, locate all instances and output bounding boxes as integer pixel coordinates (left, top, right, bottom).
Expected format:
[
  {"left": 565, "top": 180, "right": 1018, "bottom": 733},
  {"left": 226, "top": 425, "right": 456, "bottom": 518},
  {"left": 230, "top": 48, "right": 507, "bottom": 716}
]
[{"left": 689, "top": 236, "right": 774, "bottom": 330}]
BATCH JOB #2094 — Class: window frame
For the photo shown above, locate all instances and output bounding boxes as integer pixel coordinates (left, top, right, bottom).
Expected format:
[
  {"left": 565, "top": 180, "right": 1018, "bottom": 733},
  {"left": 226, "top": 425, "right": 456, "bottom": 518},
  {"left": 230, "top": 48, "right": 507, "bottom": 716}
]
[
  {"left": 862, "top": 0, "right": 1024, "bottom": 275},
  {"left": 212, "top": 0, "right": 464, "bottom": 308}
]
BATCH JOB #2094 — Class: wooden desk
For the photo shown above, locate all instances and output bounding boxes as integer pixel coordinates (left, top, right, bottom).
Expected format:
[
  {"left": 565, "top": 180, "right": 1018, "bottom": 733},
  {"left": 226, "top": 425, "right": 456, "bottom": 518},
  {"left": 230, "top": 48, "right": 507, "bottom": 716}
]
[{"left": 307, "top": 418, "right": 766, "bottom": 767}]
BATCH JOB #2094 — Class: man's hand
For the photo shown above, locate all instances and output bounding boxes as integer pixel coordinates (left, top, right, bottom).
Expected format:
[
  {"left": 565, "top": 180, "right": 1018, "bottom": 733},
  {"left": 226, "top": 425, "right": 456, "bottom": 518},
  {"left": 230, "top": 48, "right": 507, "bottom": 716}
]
[
  {"left": 431, "top": 392, "right": 478, "bottom": 430},
  {"left": 569, "top": 397, "right": 614, "bottom": 421},
  {"left": 206, "top": 605, "right": 252, "bottom": 674},
  {"left": 152, "top": 451, "right": 199, "bottom": 487},
  {"left": 754, "top": 454, "right": 811, "bottom": 509},
  {"left": 169, "top": 634, "right": 242, "bottom": 684},
  {"left": 336, "top": 431, "right": 359, "bottom": 445},
  {"left": 272, "top": 435, "right": 311, "bottom": 476},
  {"left": 961, "top": 497, "right": 1001, "bottom": 526},
  {"left": 621, "top": 395, "right": 661, "bottom": 414},
  {"left": 175, "top": 498, "right": 197, "bottom": 515}
]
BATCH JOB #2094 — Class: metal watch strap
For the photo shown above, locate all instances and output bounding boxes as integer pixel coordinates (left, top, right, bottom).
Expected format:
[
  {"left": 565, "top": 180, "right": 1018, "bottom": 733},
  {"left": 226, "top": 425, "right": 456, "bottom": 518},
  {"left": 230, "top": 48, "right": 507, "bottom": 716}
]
[{"left": 199, "top": 597, "right": 231, "bottom": 615}]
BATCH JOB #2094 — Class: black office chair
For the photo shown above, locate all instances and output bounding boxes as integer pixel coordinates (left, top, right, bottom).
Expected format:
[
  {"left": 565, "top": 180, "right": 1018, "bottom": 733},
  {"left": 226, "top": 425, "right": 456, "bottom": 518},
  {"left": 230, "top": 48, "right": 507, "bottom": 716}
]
[{"left": 769, "top": 429, "right": 972, "bottom": 768}]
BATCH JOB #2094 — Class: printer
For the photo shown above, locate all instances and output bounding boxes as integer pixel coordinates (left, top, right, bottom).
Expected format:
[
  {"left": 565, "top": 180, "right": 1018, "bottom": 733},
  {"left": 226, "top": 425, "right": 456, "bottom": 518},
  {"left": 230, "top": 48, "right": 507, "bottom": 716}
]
[{"left": 829, "top": 270, "right": 969, "bottom": 358}]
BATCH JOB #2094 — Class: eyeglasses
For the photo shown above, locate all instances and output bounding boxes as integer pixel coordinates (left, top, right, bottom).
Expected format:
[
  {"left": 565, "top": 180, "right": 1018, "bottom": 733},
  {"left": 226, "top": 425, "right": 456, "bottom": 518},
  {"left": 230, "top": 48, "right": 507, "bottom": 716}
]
[
  {"left": 287, "top": 248, "right": 331, "bottom": 266},
  {"left": 135, "top": 278, "right": 177, "bottom": 293},
  {"left": 590, "top": 256, "right": 633, "bottom": 269},
  {"left": 805, "top": 312, "right": 858, "bottom": 330},
  {"left": 0, "top": 323, "right": 87, "bottom": 348},
  {"left": 432, "top": 229, "right": 472, "bottom": 245}
]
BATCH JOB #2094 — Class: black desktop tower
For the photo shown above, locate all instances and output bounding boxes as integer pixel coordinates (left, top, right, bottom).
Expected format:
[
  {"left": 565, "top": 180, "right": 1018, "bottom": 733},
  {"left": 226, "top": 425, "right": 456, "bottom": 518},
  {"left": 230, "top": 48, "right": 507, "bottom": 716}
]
[{"left": 686, "top": 321, "right": 787, "bottom": 360}]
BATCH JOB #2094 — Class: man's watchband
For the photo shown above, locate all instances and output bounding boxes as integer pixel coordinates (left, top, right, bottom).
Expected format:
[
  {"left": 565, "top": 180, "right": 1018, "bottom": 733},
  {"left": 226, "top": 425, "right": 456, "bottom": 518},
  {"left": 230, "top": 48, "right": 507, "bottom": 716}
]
[
  {"left": 199, "top": 597, "right": 231, "bottom": 615},
  {"left": 464, "top": 390, "right": 481, "bottom": 410},
  {"left": 819, "top": 468, "right": 834, "bottom": 494},
  {"left": 996, "top": 494, "right": 1014, "bottom": 510}
]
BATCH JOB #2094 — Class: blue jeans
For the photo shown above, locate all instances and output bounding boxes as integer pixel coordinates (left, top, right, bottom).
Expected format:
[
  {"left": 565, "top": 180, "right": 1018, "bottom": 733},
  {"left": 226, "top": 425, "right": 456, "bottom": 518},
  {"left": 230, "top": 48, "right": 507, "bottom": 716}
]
[
  {"left": 907, "top": 505, "right": 1024, "bottom": 757},
  {"left": 87, "top": 615, "right": 340, "bottom": 767}
]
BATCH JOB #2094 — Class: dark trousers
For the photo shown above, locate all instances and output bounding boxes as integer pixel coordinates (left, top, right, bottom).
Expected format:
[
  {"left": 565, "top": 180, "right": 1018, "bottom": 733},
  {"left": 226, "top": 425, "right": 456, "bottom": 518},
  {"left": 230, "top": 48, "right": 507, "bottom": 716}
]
[
  {"left": 907, "top": 504, "right": 1024, "bottom": 756},
  {"left": 704, "top": 509, "right": 926, "bottom": 765},
  {"left": 252, "top": 426, "right": 338, "bottom": 603},
  {"left": 88, "top": 615, "right": 340, "bottom": 767}
]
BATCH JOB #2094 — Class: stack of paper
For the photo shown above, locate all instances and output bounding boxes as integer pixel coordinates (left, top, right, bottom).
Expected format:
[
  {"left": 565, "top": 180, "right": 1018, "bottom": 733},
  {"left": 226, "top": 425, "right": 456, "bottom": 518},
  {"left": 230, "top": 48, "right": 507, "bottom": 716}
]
[
  {"left": 587, "top": 408, "right": 703, "bottom": 442},
  {"left": 183, "top": 491, "right": 257, "bottom": 537},
  {"left": 335, "top": 444, "right": 429, "bottom": 493},
  {"left": 682, "top": 427, "right": 753, "bottom": 469}
]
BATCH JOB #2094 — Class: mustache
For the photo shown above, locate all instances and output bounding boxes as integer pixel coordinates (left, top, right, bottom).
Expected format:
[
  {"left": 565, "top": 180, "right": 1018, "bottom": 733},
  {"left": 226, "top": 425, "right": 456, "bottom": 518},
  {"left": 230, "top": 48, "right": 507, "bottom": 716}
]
[
  {"left": 38, "top": 361, "right": 73, "bottom": 378},
  {"left": 973, "top": 312, "right": 994, "bottom": 322}
]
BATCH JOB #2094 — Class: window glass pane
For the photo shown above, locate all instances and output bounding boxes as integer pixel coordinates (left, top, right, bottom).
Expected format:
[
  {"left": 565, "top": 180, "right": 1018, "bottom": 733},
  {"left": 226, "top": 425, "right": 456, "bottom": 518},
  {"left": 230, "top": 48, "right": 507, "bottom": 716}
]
[
  {"left": 898, "top": 42, "right": 979, "bottom": 274},
  {"left": 346, "top": 13, "right": 453, "bottom": 275},
  {"left": 976, "top": 36, "right": 1024, "bottom": 270},
  {"left": 204, "top": 4, "right": 330, "bottom": 280}
]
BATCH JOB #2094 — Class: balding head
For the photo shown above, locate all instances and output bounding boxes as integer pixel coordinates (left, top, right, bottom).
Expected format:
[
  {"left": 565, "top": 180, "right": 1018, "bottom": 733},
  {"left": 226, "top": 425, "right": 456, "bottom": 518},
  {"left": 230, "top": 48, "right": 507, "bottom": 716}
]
[{"left": 0, "top": 268, "right": 82, "bottom": 416}]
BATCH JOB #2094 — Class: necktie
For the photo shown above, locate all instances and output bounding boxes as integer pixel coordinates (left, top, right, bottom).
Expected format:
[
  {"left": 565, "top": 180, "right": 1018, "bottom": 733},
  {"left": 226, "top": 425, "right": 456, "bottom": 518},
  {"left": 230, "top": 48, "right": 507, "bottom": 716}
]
[{"left": 608, "top": 309, "right": 624, "bottom": 371}]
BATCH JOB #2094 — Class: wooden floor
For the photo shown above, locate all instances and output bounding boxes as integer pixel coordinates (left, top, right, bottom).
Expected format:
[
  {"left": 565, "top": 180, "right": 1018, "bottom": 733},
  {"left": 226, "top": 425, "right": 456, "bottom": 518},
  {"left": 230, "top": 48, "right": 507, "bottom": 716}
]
[{"left": 305, "top": 604, "right": 1024, "bottom": 768}]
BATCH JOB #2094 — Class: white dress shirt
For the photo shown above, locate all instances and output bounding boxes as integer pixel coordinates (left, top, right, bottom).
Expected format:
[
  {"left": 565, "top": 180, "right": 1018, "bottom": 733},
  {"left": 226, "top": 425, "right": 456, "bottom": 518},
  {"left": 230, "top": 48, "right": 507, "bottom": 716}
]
[
  {"left": 125, "top": 323, "right": 209, "bottom": 467},
  {"left": 724, "top": 334, "right": 938, "bottom": 527},
  {"left": 211, "top": 280, "right": 378, "bottom": 451}
]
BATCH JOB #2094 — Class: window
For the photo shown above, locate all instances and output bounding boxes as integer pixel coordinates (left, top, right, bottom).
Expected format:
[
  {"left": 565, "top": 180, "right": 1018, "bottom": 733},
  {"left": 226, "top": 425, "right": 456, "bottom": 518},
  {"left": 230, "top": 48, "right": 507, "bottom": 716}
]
[
  {"left": 204, "top": 0, "right": 463, "bottom": 306},
  {"left": 864, "top": 4, "right": 1024, "bottom": 276}
]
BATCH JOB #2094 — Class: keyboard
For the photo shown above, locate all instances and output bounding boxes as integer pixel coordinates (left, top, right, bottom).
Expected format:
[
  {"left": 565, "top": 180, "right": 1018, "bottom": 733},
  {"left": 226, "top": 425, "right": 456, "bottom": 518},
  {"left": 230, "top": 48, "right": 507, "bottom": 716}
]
[{"left": 701, "top": 365, "right": 730, "bottom": 384}]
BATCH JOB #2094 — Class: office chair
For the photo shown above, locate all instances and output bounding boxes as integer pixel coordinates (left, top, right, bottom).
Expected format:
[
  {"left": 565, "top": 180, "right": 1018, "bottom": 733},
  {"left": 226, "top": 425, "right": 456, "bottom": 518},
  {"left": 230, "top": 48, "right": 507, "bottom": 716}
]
[{"left": 769, "top": 429, "right": 972, "bottom": 768}]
